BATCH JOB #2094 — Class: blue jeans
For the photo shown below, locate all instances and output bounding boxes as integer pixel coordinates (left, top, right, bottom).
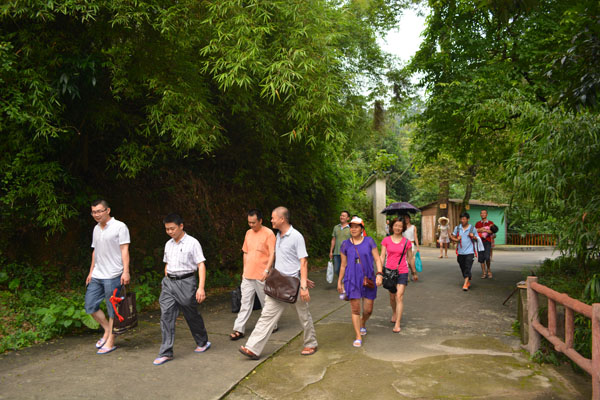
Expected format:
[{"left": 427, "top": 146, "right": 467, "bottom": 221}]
[
  {"left": 333, "top": 255, "right": 342, "bottom": 275},
  {"left": 85, "top": 276, "right": 122, "bottom": 319}
]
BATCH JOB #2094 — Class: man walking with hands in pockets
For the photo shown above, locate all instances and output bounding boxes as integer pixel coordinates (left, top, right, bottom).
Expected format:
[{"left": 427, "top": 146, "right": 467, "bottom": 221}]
[{"left": 239, "top": 206, "right": 318, "bottom": 359}]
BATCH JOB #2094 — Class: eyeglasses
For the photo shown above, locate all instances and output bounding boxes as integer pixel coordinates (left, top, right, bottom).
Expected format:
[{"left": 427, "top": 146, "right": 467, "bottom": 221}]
[{"left": 91, "top": 209, "right": 107, "bottom": 216}]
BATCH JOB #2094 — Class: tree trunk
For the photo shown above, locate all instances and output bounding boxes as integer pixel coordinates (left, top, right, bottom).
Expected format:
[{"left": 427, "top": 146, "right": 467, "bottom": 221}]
[
  {"left": 461, "top": 165, "right": 477, "bottom": 213},
  {"left": 435, "top": 169, "right": 450, "bottom": 222},
  {"left": 373, "top": 100, "right": 385, "bottom": 132}
]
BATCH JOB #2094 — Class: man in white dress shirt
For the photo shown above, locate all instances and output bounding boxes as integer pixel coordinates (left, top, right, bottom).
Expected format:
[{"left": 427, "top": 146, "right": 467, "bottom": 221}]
[{"left": 153, "top": 213, "right": 210, "bottom": 365}]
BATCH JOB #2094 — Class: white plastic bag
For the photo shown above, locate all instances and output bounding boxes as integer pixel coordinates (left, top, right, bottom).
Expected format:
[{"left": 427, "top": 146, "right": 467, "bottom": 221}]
[
  {"left": 326, "top": 260, "right": 334, "bottom": 284},
  {"left": 476, "top": 235, "right": 485, "bottom": 252}
]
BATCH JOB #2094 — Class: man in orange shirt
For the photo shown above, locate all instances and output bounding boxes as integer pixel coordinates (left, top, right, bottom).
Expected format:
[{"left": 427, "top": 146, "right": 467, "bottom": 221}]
[{"left": 230, "top": 209, "right": 276, "bottom": 340}]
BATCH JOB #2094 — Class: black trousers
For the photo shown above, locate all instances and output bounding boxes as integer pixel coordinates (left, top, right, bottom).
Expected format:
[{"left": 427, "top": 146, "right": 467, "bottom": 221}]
[
  {"left": 457, "top": 254, "right": 474, "bottom": 279},
  {"left": 478, "top": 240, "right": 492, "bottom": 263}
]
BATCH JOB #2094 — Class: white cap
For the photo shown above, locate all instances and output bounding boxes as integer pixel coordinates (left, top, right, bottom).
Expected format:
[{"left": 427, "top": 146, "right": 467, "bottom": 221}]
[{"left": 349, "top": 216, "right": 364, "bottom": 227}]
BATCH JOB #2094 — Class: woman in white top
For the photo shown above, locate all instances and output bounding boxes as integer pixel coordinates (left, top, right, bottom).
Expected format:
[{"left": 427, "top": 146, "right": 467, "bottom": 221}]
[
  {"left": 437, "top": 216, "right": 450, "bottom": 258},
  {"left": 403, "top": 214, "right": 420, "bottom": 274}
]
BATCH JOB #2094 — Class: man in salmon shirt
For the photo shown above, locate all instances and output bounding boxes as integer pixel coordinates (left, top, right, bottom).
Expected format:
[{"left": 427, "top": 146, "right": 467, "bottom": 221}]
[{"left": 230, "top": 209, "right": 277, "bottom": 340}]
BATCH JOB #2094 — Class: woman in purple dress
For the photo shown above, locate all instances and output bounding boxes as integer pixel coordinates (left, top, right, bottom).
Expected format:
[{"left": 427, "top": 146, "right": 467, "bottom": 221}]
[{"left": 337, "top": 217, "right": 383, "bottom": 347}]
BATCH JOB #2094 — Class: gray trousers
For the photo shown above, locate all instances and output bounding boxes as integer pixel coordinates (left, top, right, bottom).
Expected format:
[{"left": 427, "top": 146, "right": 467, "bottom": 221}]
[
  {"left": 244, "top": 295, "right": 317, "bottom": 356},
  {"left": 159, "top": 276, "right": 208, "bottom": 357},
  {"left": 233, "top": 278, "right": 276, "bottom": 334}
]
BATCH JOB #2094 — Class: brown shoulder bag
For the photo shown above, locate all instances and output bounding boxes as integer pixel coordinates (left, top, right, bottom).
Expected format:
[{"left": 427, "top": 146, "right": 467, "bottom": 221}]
[{"left": 264, "top": 267, "right": 301, "bottom": 304}]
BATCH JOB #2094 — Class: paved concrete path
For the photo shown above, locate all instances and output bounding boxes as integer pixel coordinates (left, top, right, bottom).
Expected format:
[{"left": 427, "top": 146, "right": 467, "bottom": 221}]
[
  {"left": 0, "top": 248, "right": 591, "bottom": 399},
  {"left": 226, "top": 248, "right": 591, "bottom": 399}
]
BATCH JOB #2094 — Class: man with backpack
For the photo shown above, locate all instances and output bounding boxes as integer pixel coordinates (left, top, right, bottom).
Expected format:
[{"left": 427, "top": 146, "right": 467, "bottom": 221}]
[{"left": 450, "top": 212, "right": 477, "bottom": 292}]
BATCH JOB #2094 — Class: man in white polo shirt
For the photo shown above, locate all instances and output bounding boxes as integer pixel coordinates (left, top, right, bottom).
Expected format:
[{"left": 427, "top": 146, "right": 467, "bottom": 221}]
[
  {"left": 85, "top": 199, "right": 131, "bottom": 354},
  {"left": 239, "top": 206, "right": 318, "bottom": 359},
  {"left": 153, "top": 213, "right": 210, "bottom": 365}
]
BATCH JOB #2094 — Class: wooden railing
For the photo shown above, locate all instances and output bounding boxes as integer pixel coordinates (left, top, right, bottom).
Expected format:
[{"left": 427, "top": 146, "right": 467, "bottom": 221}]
[
  {"left": 526, "top": 276, "right": 599, "bottom": 399},
  {"left": 507, "top": 233, "right": 556, "bottom": 246}
]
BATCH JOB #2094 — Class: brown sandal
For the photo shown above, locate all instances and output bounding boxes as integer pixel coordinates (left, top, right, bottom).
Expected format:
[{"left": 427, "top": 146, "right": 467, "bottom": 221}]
[
  {"left": 230, "top": 331, "right": 245, "bottom": 341},
  {"left": 239, "top": 346, "right": 259, "bottom": 360},
  {"left": 301, "top": 346, "right": 318, "bottom": 356}
]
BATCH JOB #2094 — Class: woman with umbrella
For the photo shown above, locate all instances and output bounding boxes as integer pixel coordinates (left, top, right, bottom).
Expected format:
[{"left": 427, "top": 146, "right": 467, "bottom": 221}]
[{"left": 337, "top": 217, "right": 383, "bottom": 347}]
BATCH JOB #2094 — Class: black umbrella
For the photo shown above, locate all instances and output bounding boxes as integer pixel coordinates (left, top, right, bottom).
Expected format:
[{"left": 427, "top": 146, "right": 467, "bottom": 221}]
[{"left": 380, "top": 202, "right": 420, "bottom": 215}]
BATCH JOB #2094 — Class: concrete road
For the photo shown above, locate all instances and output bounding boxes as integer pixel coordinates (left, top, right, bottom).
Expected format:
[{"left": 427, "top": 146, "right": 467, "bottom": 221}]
[
  {"left": 226, "top": 248, "right": 592, "bottom": 399},
  {"left": 0, "top": 248, "right": 591, "bottom": 399}
]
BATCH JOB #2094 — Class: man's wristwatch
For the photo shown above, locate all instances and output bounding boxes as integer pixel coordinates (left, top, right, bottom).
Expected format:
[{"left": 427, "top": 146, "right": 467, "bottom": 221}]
[
  {"left": 300, "top": 286, "right": 308, "bottom": 291},
  {"left": 264, "top": 269, "right": 270, "bottom": 274}
]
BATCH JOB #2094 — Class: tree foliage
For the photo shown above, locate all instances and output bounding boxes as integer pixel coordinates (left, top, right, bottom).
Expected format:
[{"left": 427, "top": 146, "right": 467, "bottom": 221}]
[
  {"left": 0, "top": 0, "right": 405, "bottom": 252},
  {"left": 407, "top": 0, "right": 600, "bottom": 259}
]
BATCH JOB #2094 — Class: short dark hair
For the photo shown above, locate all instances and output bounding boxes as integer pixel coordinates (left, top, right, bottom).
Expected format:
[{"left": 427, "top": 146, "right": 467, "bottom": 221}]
[
  {"left": 341, "top": 210, "right": 350, "bottom": 217},
  {"left": 460, "top": 212, "right": 470, "bottom": 219},
  {"left": 163, "top": 213, "right": 184, "bottom": 226},
  {"left": 91, "top": 199, "right": 109, "bottom": 208},
  {"left": 248, "top": 209, "right": 263, "bottom": 220},
  {"left": 390, "top": 218, "right": 405, "bottom": 233}
]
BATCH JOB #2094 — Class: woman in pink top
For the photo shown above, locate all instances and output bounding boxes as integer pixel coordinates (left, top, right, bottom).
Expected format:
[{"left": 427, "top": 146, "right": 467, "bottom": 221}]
[{"left": 380, "top": 218, "right": 416, "bottom": 333}]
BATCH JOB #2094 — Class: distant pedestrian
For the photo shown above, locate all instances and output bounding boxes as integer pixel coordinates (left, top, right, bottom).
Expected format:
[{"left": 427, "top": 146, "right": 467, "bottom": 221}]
[
  {"left": 437, "top": 216, "right": 450, "bottom": 258},
  {"left": 153, "top": 213, "right": 210, "bottom": 365},
  {"left": 230, "top": 209, "right": 276, "bottom": 341},
  {"left": 85, "top": 199, "right": 131, "bottom": 355},
  {"left": 403, "top": 214, "right": 420, "bottom": 275},
  {"left": 337, "top": 217, "right": 383, "bottom": 347},
  {"left": 329, "top": 211, "right": 351, "bottom": 277},
  {"left": 239, "top": 207, "right": 318, "bottom": 360},
  {"left": 380, "top": 218, "right": 415, "bottom": 333},
  {"left": 450, "top": 212, "right": 477, "bottom": 291},
  {"left": 476, "top": 210, "right": 495, "bottom": 278}
]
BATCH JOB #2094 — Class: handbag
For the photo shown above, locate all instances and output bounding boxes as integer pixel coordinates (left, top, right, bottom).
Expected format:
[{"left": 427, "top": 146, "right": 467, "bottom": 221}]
[
  {"left": 231, "top": 287, "right": 242, "bottom": 313},
  {"left": 111, "top": 286, "right": 138, "bottom": 335},
  {"left": 382, "top": 238, "right": 409, "bottom": 292},
  {"left": 231, "top": 285, "right": 264, "bottom": 313},
  {"left": 352, "top": 239, "right": 374, "bottom": 289},
  {"left": 264, "top": 267, "right": 300, "bottom": 304}
]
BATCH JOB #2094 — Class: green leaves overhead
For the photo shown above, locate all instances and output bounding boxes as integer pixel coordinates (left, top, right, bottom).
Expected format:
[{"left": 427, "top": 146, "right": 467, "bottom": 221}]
[
  {"left": 0, "top": 0, "right": 403, "bottom": 234},
  {"left": 409, "top": 0, "right": 600, "bottom": 258}
]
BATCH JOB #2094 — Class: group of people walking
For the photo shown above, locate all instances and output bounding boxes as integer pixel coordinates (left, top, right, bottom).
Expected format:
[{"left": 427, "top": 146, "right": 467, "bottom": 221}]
[
  {"left": 85, "top": 201, "right": 317, "bottom": 364},
  {"left": 84, "top": 199, "right": 496, "bottom": 364},
  {"left": 330, "top": 212, "right": 420, "bottom": 346},
  {"left": 447, "top": 210, "right": 497, "bottom": 291}
]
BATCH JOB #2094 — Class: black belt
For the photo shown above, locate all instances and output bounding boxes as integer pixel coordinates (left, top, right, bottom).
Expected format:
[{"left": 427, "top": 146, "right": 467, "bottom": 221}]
[{"left": 167, "top": 272, "right": 195, "bottom": 280}]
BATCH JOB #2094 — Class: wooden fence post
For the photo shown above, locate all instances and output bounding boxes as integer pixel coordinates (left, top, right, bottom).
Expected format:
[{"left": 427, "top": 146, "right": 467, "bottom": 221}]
[
  {"left": 527, "top": 276, "right": 541, "bottom": 355},
  {"left": 565, "top": 307, "right": 574, "bottom": 349},
  {"left": 592, "top": 304, "right": 600, "bottom": 400}
]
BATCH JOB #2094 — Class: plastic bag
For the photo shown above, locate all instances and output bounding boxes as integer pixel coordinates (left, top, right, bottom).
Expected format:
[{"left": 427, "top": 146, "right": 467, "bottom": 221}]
[
  {"left": 326, "top": 260, "right": 334, "bottom": 283},
  {"left": 476, "top": 236, "right": 485, "bottom": 252},
  {"left": 415, "top": 252, "right": 423, "bottom": 273}
]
